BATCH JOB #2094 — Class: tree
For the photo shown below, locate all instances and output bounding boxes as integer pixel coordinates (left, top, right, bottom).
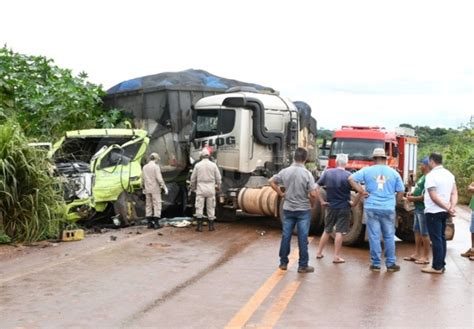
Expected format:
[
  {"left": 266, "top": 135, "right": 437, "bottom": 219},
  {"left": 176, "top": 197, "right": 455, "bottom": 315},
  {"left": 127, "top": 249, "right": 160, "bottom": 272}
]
[{"left": 0, "top": 46, "right": 123, "bottom": 138}]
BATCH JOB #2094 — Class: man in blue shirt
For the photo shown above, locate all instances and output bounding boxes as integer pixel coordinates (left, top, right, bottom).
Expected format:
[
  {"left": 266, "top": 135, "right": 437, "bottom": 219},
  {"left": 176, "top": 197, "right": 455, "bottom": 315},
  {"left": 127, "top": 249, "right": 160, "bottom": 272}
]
[
  {"left": 349, "top": 148, "right": 405, "bottom": 272},
  {"left": 315, "top": 154, "right": 363, "bottom": 263}
]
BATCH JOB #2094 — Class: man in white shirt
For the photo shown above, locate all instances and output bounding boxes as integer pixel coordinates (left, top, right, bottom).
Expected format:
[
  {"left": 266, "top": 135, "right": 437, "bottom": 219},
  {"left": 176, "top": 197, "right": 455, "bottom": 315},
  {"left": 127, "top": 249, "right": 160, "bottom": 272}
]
[{"left": 422, "top": 153, "right": 458, "bottom": 274}]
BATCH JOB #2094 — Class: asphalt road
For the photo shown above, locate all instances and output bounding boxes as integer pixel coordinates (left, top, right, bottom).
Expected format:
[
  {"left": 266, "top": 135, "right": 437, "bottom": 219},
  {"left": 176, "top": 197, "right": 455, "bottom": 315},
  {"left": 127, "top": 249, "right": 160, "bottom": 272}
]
[{"left": 0, "top": 206, "right": 472, "bottom": 328}]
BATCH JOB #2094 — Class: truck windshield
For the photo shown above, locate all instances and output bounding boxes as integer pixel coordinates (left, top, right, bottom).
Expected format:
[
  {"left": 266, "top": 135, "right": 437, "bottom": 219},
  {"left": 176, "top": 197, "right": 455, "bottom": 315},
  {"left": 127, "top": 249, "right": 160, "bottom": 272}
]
[
  {"left": 330, "top": 138, "right": 384, "bottom": 161},
  {"left": 195, "top": 109, "right": 235, "bottom": 138}
]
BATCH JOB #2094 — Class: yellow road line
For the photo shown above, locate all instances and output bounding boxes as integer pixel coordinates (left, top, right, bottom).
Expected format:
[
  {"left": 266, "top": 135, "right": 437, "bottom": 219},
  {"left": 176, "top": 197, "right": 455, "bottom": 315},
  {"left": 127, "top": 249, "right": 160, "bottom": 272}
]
[
  {"left": 224, "top": 237, "right": 313, "bottom": 329},
  {"left": 258, "top": 280, "right": 301, "bottom": 328},
  {"left": 0, "top": 230, "right": 157, "bottom": 286}
]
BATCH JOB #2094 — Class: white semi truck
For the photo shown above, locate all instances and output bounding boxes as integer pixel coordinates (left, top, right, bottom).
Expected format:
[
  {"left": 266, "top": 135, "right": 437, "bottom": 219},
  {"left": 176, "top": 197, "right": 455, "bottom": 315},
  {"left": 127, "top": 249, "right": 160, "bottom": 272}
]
[{"left": 189, "top": 88, "right": 320, "bottom": 228}]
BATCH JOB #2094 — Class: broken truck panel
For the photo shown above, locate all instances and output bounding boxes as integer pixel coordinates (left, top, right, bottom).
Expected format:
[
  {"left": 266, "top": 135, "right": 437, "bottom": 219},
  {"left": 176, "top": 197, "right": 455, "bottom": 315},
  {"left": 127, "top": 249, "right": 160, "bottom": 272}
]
[
  {"left": 52, "top": 128, "right": 149, "bottom": 223},
  {"left": 93, "top": 135, "right": 148, "bottom": 203}
]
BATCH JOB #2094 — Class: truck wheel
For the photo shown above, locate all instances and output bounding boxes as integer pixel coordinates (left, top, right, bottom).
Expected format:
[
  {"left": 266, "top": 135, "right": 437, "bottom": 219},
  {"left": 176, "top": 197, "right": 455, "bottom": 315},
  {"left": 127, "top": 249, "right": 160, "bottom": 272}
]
[
  {"left": 335, "top": 194, "right": 365, "bottom": 246},
  {"left": 326, "top": 192, "right": 365, "bottom": 246},
  {"left": 310, "top": 196, "right": 324, "bottom": 235},
  {"left": 395, "top": 209, "right": 415, "bottom": 242},
  {"left": 114, "top": 191, "right": 141, "bottom": 227},
  {"left": 216, "top": 205, "right": 237, "bottom": 222}
]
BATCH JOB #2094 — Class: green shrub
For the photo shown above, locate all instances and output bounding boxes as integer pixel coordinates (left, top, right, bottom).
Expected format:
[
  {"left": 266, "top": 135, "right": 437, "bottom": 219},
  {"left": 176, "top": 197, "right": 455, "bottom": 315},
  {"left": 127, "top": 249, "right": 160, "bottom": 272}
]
[{"left": 0, "top": 119, "right": 65, "bottom": 242}]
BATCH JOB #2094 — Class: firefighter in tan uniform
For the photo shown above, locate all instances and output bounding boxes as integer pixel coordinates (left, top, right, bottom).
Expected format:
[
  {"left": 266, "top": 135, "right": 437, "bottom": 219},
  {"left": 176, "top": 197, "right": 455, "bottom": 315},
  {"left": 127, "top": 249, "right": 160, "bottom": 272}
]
[
  {"left": 142, "top": 153, "right": 168, "bottom": 229},
  {"left": 190, "top": 148, "right": 222, "bottom": 232}
]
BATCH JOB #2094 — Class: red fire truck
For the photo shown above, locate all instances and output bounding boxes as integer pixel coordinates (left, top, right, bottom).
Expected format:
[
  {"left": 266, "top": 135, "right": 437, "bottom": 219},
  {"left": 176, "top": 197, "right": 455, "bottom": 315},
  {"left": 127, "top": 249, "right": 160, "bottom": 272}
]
[{"left": 325, "top": 125, "right": 454, "bottom": 244}]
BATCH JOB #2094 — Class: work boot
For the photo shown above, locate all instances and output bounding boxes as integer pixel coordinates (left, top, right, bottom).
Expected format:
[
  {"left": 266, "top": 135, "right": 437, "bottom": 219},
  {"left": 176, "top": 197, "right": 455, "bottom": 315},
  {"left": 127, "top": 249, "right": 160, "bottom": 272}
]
[
  {"left": 209, "top": 220, "right": 215, "bottom": 231},
  {"left": 147, "top": 217, "right": 154, "bottom": 229},
  {"left": 196, "top": 218, "right": 203, "bottom": 232},
  {"left": 153, "top": 217, "right": 162, "bottom": 229}
]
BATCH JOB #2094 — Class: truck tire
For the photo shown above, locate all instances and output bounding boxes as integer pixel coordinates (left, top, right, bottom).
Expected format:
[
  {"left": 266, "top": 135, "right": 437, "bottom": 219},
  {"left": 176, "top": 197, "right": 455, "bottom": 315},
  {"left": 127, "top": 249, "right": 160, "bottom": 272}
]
[
  {"left": 329, "top": 193, "right": 365, "bottom": 246},
  {"left": 310, "top": 192, "right": 324, "bottom": 235},
  {"left": 322, "top": 191, "right": 365, "bottom": 246},
  {"left": 343, "top": 204, "right": 365, "bottom": 246},
  {"left": 395, "top": 208, "right": 415, "bottom": 242},
  {"left": 114, "top": 191, "right": 143, "bottom": 227},
  {"left": 215, "top": 204, "right": 237, "bottom": 222}
]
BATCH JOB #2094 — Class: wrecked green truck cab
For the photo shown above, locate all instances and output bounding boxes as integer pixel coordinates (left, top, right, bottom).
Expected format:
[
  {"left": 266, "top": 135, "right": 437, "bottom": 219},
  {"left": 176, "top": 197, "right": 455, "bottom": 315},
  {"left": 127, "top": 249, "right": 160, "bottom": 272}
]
[{"left": 51, "top": 129, "right": 149, "bottom": 225}]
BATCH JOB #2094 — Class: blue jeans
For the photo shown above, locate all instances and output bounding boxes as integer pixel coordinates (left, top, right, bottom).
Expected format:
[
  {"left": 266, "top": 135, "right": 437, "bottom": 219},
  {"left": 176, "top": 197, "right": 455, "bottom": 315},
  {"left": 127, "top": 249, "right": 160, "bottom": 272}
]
[
  {"left": 365, "top": 208, "right": 396, "bottom": 267},
  {"left": 425, "top": 212, "right": 448, "bottom": 270},
  {"left": 279, "top": 210, "right": 311, "bottom": 268}
]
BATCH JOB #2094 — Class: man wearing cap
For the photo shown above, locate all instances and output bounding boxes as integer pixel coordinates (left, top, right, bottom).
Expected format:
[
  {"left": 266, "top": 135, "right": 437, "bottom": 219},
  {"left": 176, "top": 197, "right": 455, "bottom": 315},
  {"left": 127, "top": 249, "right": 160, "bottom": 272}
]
[
  {"left": 142, "top": 153, "right": 168, "bottom": 229},
  {"left": 190, "top": 148, "right": 222, "bottom": 232},
  {"left": 349, "top": 148, "right": 405, "bottom": 272},
  {"left": 403, "top": 156, "right": 431, "bottom": 265},
  {"left": 422, "top": 152, "right": 457, "bottom": 274}
]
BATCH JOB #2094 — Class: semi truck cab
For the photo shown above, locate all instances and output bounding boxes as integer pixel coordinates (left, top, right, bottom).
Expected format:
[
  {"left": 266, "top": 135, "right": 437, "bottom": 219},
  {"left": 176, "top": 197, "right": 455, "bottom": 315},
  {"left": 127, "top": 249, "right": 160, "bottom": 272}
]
[
  {"left": 189, "top": 89, "right": 318, "bottom": 222},
  {"left": 328, "top": 126, "right": 417, "bottom": 186}
]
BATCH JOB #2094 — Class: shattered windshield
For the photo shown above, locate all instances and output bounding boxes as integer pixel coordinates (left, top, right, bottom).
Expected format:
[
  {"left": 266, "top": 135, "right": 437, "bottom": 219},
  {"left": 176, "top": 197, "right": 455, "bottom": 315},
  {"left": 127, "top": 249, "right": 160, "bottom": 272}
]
[
  {"left": 54, "top": 137, "right": 134, "bottom": 163},
  {"left": 330, "top": 138, "right": 384, "bottom": 161},
  {"left": 195, "top": 109, "right": 235, "bottom": 138}
]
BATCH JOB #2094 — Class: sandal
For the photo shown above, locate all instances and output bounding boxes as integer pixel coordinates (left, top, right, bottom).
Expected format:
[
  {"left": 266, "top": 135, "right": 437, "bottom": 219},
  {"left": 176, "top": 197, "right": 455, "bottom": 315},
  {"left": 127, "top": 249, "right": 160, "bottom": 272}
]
[
  {"left": 403, "top": 256, "right": 418, "bottom": 262},
  {"left": 415, "top": 259, "right": 430, "bottom": 264},
  {"left": 333, "top": 258, "right": 345, "bottom": 264},
  {"left": 316, "top": 254, "right": 324, "bottom": 259}
]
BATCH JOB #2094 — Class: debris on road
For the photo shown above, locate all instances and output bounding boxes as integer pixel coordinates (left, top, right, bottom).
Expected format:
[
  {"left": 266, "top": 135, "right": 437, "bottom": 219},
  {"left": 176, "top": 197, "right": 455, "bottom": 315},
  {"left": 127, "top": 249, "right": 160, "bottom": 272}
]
[
  {"left": 110, "top": 235, "right": 117, "bottom": 241},
  {"left": 61, "top": 229, "right": 84, "bottom": 242},
  {"left": 159, "top": 217, "right": 193, "bottom": 228},
  {"left": 147, "top": 242, "right": 171, "bottom": 249}
]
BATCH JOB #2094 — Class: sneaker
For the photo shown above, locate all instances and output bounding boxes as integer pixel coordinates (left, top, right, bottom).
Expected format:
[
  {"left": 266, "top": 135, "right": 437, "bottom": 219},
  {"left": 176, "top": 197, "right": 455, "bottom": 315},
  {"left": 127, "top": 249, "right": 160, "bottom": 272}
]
[
  {"left": 460, "top": 248, "right": 474, "bottom": 258},
  {"left": 386, "top": 264, "right": 401, "bottom": 272},
  {"left": 369, "top": 265, "right": 381, "bottom": 272},
  {"left": 279, "top": 264, "right": 288, "bottom": 271},
  {"left": 421, "top": 267, "right": 444, "bottom": 274},
  {"left": 297, "top": 266, "right": 314, "bottom": 273}
]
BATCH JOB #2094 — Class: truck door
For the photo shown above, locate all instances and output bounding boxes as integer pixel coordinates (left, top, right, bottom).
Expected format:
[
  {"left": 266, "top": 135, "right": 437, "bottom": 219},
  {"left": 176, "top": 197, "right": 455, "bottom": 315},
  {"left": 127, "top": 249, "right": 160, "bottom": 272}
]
[{"left": 92, "top": 136, "right": 147, "bottom": 203}]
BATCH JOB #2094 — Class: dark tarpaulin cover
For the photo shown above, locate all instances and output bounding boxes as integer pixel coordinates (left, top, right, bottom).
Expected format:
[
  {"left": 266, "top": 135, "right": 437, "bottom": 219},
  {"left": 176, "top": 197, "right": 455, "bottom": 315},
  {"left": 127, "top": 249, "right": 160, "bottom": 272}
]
[{"left": 107, "top": 69, "right": 274, "bottom": 94}]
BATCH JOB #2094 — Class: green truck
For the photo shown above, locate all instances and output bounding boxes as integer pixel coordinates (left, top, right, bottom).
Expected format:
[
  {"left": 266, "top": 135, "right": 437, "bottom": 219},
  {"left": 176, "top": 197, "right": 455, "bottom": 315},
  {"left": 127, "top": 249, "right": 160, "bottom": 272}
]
[{"left": 51, "top": 128, "right": 149, "bottom": 226}]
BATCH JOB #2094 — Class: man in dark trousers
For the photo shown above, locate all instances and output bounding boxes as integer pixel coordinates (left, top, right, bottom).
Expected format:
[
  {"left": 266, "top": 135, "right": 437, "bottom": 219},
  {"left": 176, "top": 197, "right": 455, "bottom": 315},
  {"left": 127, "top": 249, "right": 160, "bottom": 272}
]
[
  {"left": 422, "top": 152, "right": 457, "bottom": 274},
  {"left": 269, "top": 147, "right": 318, "bottom": 273}
]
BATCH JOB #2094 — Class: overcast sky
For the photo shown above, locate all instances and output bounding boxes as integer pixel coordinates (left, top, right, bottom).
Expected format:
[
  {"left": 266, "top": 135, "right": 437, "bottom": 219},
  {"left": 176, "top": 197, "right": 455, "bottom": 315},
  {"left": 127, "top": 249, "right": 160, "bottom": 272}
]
[{"left": 2, "top": 0, "right": 473, "bottom": 129}]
